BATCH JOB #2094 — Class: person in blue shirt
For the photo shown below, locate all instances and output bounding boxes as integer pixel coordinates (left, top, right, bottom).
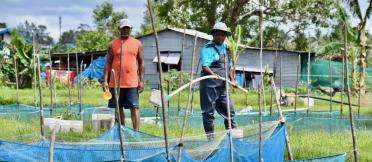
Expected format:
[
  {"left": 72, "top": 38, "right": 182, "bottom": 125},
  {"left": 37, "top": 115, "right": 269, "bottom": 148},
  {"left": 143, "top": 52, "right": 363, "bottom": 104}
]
[{"left": 199, "top": 22, "right": 238, "bottom": 140}]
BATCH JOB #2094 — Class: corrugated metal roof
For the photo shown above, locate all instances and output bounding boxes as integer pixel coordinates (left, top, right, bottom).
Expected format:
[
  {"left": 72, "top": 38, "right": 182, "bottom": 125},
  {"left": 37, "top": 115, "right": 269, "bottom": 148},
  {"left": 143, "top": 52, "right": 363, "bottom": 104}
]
[
  {"left": 0, "top": 28, "right": 11, "bottom": 35},
  {"left": 168, "top": 28, "right": 213, "bottom": 41}
]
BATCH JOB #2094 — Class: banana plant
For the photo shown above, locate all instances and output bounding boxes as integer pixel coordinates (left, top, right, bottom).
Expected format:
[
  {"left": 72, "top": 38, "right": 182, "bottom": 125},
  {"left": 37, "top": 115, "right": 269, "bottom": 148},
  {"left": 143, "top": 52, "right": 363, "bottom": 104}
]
[
  {"left": 227, "top": 25, "right": 244, "bottom": 82},
  {"left": 2, "top": 29, "right": 34, "bottom": 88}
]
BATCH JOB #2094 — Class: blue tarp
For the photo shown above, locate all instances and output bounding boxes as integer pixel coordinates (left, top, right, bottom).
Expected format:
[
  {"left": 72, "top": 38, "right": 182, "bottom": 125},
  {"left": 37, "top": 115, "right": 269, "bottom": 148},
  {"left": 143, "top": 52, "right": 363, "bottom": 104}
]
[
  {"left": 74, "top": 56, "right": 106, "bottom": 83},
  {"left": 0, "top": 124, "right": 286, "bottom": 162}
]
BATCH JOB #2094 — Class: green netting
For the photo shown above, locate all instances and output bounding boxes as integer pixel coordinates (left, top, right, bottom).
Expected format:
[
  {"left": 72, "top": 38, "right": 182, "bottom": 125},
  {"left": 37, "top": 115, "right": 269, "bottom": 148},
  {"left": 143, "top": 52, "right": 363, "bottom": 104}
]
[
  {"left": 300, "top": 58, "right": 372, "bottom": 91},
  {"left": 1, "top": 104, "right": 372, "bottom": 161},
  {"left": 2, "top": 104, "right": 372, "bottom": 131}
]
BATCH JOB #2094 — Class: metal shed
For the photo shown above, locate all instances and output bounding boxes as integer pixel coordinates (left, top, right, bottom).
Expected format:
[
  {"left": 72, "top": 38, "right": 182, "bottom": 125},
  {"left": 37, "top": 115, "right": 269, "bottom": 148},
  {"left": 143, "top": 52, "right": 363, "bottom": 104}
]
[{"left": 138, "top": 28, "right": 313, "bottom": 89}]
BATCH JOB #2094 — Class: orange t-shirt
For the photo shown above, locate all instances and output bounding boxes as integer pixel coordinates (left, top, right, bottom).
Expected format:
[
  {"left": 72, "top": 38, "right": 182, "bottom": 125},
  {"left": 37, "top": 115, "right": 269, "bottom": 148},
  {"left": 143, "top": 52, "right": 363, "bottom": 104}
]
[{"left": 108, "top": 37, "right": 141, "bottom": 88}]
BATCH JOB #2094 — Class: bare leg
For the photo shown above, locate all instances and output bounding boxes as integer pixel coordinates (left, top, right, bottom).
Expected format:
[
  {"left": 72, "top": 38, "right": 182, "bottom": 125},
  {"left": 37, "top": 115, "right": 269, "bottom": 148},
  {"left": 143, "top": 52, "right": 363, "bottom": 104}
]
[{"left": 130, "top": 108, "right": 140, "bottom": 130}]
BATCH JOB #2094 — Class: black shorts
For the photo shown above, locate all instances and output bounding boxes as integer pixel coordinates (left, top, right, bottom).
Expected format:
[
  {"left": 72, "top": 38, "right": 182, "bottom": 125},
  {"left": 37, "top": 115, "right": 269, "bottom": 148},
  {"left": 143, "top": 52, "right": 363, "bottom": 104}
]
[{"left": 108, "top": 88, "right": 139, "bottom": 109}]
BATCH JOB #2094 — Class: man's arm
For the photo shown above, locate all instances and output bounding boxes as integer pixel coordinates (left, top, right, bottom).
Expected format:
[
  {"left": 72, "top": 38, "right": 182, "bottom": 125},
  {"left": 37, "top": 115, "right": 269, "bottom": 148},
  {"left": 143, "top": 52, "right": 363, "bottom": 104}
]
[
  {"left": 137, "top": 42, "right": 145, "bottom": 93},
  {"left": 229, "top": 68, "right": 234, "bottom": 81},
  {"left": 202, "top": 66, "right": 222, "bottom": 80},
  {"left": 229, "top": 68, "right": 238, "bottom": 87},
  {"left": 103, "top": 42, "right": 113, "bottom": 90},
  {"left": 202, "top": 66, "right": 215, "bottom": 76},
  {"left": 227, "top": 52, "right": 238, "bottom": 87}
]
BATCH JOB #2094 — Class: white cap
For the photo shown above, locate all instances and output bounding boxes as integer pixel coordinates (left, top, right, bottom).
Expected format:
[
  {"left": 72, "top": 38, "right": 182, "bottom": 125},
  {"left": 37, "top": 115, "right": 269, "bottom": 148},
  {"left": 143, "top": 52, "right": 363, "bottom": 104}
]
[
  {"left": 208, "top": 22, "right": 232, "bottom": 36},
  {"left": 119, "top": 19, "right": 132, "bottom": 28}
]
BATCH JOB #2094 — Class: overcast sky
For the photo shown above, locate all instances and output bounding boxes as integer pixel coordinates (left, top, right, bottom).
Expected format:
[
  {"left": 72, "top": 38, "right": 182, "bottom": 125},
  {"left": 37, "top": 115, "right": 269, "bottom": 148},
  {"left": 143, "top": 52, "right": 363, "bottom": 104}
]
[
  {"left": 0, "top": 0, "right": 370, "bottom": 42},
  {"left": 0, "top": 0, "right": 147, "bottom": 40}
]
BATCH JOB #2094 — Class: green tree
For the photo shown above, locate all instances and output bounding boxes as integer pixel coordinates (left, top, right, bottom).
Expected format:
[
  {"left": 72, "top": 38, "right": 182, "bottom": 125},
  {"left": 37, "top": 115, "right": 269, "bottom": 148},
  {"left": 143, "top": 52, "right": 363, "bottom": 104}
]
[
  {"left": 59, "top": 30, "right": 77, "bottom": 45},
  {"left": 69, "top": 1, "right": 126, "bottom": 52},
  {"left": 367, "top": 33, "right": 372, "bottom": 66},
  {"left": 343, "top": 0, "right": 372, "bottom": 95},
  {"left": 75, "top": 30, "right": 109, "bottom": 52},
  {"left": 248, "top": 26, "right": 291, "bottom": 50},
  {"left": 293, "top": 31, "right": 309, "bottom": 51},
  {"left": 138, "top": 1, "right": 162, "bottom": 36},
  {"left": 0, "top": 22, "right": 6, "bottom": 28},
  {"left": 92, "top": 1, "right": 127, "bottom": 38},
  {"left": 16, "top": 21, "right": 54, "bottom": 45},
  {"left": 157, "top": 0, "right": 337, "bottom": 47},
  {"left": 77, "top": 24, "right": 91, "bottom": 32}
]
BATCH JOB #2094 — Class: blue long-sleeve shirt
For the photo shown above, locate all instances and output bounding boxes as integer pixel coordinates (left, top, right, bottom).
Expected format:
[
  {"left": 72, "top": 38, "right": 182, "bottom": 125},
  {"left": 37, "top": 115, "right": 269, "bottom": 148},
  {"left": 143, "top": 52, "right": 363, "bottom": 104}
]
[{"left": 200, "top": 41, "right": 231, "bottom": 67}]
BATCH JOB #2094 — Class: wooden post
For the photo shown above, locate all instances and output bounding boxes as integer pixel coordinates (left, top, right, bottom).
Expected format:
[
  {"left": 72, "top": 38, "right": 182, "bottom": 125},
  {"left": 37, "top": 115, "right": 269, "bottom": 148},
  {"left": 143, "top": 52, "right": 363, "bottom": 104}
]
[
  {"left": 271, "top": 51, "right": 278, "bottom": 116},
  {"left": 280, "top": 56, "right": 282, "bottom": 107},
  {"left": 118, "top": 40, "right": 124, "bottom": 124},
  {"left": 67, "top": 52, "right": 72, "bottom": 111},
  {"left": 341, "top": 56, "right": 345, "bottom": 115},
  {"left": 48, "top": 50, "right": 54, "bottom": 115},
  {"left": 167, "top": 64, "right": 170, "bottom": 108},
  {"left": 177, "top": 33, "right": 198, "bottom": 162},
  {"left": 244, "top": 71, "right": 249, "bottom": 108},
  {"left": 75, "top": 52, "right": 81, "bottom": 113},
  {"left": 112, "top": 69, "right": 126, "bottom": 161},
  {"left": 90, "top": 54, "right": 93, "bottom": 67},
  {"left": 358, "top": 62, "right": 361, "bottom": 118},
  {"left": 79, "top": 61, "right": 84, "bottom": 113},
  {"left": 294, "top": 54, "right": 301, "bottom": 113},
  {"left": 224, "top": 53, "right": 234, "bottom": 162},
  {"left": 344, "top": 24, "right": 358, "bottom": 162},
  {"left": 48, "top": 129, "right": 56, "bottom": 162},
  {"left": 147, "top": 0, "right": 171, "bottom": 161},
  {"left": 270, "top": 78, "right": 294, "bottom": 160},
  {"left": 307, "top": 38, "right": 311, "bottom": 116},
  {"left": 258, "top": 1, "right": 267, "bottom": 114},
  {"left": 58, "top": 57, "right": 61, "bottom": 70},
  {"left": 190, "top": 59, "right": 201, "bottom": 114},
  {"left": 14, "top": 56, "right": 19, "bottom": 105},
  {"left": 177, "top": 27, "right": 186, "bottom": 114},
  {"left": 33, "top": 34, "right": 37, "bottom": 107},
  {"left": 90, "top": 54, "right": 94, "bottom": 86},
  {"left": 189, "top": 35, "right": 198, "bottom": 115},
  {"left": 258, "top": 86, "right": 263, "bottom": 162},
  {"left": 329, "top": 58, "right": 333, "bottom": 113},
  {"left": 269, "top": 87, "right": 273, "bottom": 116},
  {"left": 113, "top": 39, "right": 124, "bottom": 127},
  {"left": 36, "top": 54, "right": 45, "bottom": 138}
]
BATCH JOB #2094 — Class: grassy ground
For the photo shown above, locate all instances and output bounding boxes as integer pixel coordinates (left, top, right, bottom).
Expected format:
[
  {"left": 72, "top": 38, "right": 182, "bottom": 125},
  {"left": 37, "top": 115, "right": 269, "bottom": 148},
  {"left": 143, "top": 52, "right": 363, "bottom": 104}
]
[
  {"left": 1, "top": 86, "right": 372, "bottom": 161},
  {"left": 1, "top": 86, "right": 371, "bottom": 113}
]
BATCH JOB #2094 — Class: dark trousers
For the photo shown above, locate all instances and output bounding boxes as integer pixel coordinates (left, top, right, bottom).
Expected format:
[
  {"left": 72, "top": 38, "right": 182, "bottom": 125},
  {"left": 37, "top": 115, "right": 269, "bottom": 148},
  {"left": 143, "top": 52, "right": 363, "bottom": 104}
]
[{"left": 200, "top": 82, "right": 237, "bottom": 134}]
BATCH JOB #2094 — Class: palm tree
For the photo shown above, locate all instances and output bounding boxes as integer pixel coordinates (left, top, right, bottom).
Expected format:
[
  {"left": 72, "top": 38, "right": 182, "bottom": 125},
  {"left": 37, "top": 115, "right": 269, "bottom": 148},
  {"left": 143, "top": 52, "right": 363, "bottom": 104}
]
[{"left": 343, "top": 0, "right": 372, "bottom": 95}]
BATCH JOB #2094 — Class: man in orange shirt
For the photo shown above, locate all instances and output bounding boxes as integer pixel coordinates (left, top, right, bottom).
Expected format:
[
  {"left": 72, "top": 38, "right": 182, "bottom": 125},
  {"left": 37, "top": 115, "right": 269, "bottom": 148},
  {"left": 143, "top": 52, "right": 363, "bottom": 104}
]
[{"left": 103, "top": 19, "right": 145, "bottom": 130}]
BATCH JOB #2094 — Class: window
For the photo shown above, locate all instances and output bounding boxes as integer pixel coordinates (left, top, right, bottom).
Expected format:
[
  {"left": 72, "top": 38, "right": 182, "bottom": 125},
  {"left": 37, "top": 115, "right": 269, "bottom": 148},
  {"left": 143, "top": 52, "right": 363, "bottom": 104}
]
[{"left": 152, "top": 51, "right": 181, "bottom": 72}]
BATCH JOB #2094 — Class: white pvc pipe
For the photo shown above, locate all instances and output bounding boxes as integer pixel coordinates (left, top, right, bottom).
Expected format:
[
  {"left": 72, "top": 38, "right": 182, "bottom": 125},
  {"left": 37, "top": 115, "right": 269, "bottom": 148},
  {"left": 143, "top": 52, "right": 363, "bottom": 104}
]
[{"left": 166, "top": 75, "right": 248, "bottom": 101}]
